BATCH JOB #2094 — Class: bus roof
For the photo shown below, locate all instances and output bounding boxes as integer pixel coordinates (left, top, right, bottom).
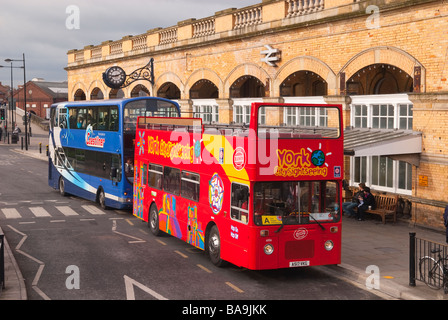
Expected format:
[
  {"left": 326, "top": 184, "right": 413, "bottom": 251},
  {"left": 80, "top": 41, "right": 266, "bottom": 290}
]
[{"left": 51, "top": 96, "right": 180, "bottom": 108}]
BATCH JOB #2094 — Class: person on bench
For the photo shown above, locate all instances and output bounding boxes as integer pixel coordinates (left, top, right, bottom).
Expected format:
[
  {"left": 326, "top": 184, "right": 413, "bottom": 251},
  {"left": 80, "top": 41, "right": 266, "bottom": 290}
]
[
  {"left": 356, "top": 186, "right": 375, "bottom": 221},
  {"left": 342, "top": 183, "right": 365, "bottom": 218}
]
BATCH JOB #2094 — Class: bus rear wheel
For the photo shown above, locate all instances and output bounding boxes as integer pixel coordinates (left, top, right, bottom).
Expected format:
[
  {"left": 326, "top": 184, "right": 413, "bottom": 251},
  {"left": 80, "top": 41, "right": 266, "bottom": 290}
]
[
  {"left": 149, "top": 204, "right": 161, "bottom": 236},
  {"left": 207, "top": 225, "right": 227, "bottom": 267}
]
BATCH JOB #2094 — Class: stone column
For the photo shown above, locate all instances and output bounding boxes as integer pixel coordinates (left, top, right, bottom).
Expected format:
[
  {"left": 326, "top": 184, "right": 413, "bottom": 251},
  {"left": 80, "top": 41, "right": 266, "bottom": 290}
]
[
  {"left": 216, "top": 99, "right": 233, "bottom": 124},
  {"left": 177, "top": 99, "right": 193, "bottom": 117}
]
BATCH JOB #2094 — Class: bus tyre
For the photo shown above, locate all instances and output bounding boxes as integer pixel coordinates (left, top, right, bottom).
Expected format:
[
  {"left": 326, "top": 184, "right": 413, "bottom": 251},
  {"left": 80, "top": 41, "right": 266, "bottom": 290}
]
[
  {"left": 208, "top": 225, "right": 227, "bottom": 267},
  {"left": 98, "top": 189, "right": 108, "bottom": 210},
  {"left": 149, "top": 204, "right": 161, "bottom": 236},
  {"left": 59, "top": 177, "right": 66, "bottom": 197}
]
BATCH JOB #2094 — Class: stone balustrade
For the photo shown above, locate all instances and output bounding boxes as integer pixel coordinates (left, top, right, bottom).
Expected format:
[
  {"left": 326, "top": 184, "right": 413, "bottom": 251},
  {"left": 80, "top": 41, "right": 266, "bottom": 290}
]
[{"left": 66, "top": 0, "right": 365, "bottom": 65}]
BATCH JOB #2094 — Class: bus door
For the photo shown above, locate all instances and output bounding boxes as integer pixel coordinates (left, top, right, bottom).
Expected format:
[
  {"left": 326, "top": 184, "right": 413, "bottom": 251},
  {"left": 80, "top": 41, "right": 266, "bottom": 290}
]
[
  {"left": 133, "top": 160, "right": 147, "bottom": 220},
  {"left": 225, "top": 182, "right": 250, "bottom": 267}
]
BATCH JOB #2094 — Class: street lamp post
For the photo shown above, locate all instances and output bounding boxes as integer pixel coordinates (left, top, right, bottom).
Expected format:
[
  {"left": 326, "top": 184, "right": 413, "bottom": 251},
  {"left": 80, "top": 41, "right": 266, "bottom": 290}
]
[{"left": 4, "top": 54, "right": 27, "bottom": 150}]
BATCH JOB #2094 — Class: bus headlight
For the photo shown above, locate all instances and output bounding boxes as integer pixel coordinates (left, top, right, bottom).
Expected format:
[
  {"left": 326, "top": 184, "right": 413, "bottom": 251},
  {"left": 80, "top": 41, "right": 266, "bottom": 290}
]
[
  {"left": 324, "top": 240, "right": 334, "bottom": 251},
  {"left": 264, "top": 243, "right": 274, "bottom": 255}
]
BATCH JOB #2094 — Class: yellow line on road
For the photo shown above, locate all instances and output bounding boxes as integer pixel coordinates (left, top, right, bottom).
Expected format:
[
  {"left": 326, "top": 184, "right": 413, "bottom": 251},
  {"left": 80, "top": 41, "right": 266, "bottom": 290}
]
[
  {"left": 174, "top": 250, "right": 188, "bottom": 258},
  {"left": 197, "top": 264, "right": 213, "bottom": 273},
  {"left": 226, "top": 282, "right": 244, "bottom": 293}
]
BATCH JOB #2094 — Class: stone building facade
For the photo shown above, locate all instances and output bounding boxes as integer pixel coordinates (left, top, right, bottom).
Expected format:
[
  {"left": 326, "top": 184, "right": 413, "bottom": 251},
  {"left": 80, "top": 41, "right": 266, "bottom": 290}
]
[{"left": 66, "top": 0, "right": 448, "bottom": 230}]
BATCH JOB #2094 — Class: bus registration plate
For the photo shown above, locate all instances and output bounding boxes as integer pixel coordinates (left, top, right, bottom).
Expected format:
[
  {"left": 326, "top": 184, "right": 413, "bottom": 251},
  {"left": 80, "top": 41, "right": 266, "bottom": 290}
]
[{"left": 289, "top": 261, "right": 310, "bottom": 267}]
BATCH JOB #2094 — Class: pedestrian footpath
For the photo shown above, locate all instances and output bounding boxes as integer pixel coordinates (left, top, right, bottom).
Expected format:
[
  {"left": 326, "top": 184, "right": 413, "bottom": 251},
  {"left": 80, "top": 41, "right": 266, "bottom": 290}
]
[{"left": 328, "top": 217, "right": 448, "bottom": 300}]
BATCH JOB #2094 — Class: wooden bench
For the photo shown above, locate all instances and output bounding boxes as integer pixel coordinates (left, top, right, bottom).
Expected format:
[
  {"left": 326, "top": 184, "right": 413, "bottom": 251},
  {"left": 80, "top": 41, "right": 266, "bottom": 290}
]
[{"left": 365, "top": 194, "right": 399, "bottom": 224}]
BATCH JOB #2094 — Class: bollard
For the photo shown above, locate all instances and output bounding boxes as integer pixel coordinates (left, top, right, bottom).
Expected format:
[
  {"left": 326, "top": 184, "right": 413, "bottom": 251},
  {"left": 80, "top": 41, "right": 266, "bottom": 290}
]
[
  {"left": 46, "top": 145, "right": 49, "bottom": 157},
  {"left": 21, "top": 137, "right": 24, "bottom": 150},
  {"left": 1, "top": 231, "right": 5, "bottom": 290},
  {"left": 39, "top": 142, "right": 42, "bottom": 154},
  {"left": 409, "top": 232, "right": 416, "bottom": 287}
]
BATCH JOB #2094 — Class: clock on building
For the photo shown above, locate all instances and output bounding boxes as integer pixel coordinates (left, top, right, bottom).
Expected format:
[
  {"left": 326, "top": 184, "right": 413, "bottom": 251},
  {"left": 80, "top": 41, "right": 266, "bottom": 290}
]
[{"left": 103, "top": 66, "right": 126, "bottom": 89}]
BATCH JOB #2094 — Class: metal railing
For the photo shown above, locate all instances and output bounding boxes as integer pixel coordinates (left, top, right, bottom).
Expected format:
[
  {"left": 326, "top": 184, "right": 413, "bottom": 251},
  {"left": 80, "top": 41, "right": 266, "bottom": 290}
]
[
  {"left": 0, "top": 230, "right": 5, "bottom": 293},
  {"left": 409, "top": 232, "right": 448, "bottom": 293}
]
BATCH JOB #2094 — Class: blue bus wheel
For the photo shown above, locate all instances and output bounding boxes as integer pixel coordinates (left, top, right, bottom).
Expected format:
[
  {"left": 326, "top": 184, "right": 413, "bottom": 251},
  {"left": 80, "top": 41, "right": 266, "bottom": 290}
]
[
  {"left": 98, "top": 189, "right": 108, "bottom": 210},
  {"left": 59, "top": 177, "right": 67, "bottom": 197}
]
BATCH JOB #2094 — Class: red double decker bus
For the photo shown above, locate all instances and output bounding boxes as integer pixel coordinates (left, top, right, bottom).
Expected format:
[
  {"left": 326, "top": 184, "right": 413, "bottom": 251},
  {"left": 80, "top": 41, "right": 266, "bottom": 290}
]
[{"left": 133, "top": 103, "right": 343, "bottom": 270}]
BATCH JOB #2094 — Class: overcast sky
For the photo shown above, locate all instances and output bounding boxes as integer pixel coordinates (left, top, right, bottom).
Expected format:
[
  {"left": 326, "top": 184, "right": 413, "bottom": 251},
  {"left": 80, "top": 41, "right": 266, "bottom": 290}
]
[{"left": 0, "top": 0, "right": 258, "bottom": 86}]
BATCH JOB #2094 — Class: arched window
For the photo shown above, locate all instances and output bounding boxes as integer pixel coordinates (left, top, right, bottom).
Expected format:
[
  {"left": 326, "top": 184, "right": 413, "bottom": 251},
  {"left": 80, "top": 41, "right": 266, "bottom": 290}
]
[
  {"left": 230, "top": 76, "right": 265, "bottom": 98},
  {"left": 157, "top": 82, "right": 180, "bottom": 99},
  {"left": 280, "top": 71, "right": 327, "bottom": 97}
]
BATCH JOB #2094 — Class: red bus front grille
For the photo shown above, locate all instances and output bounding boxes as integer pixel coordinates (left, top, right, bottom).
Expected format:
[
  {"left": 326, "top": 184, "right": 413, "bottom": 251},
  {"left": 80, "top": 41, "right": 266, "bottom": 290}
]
[{"left": 285, "top": 240, "right": 315, "bottom": 260}]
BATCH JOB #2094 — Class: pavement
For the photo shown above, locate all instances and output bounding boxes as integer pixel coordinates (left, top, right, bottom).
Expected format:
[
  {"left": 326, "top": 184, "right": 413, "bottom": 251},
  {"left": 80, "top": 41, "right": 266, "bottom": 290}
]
[{"left": 1, "top": 120, "right": 448, "bottom": 300}]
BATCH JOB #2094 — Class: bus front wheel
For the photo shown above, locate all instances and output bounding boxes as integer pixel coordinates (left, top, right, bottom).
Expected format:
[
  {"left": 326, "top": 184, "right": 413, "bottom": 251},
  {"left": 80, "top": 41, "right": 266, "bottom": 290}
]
[
  {"left": 98, "top": 189, "right": 107, "bottom": 210},
  {"left": 149, "top": 204, "right": 161, "bottom": 236},
  {"left": 207, "top": 225, "right": 227, "bottom": 267},
  {"left": 59, "top": 177, "right": 66, "bottom": 197}
]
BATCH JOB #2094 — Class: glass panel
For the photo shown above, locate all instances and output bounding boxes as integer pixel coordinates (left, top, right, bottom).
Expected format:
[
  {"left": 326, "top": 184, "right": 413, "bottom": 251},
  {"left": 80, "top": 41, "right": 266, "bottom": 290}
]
[
  {"left": 254, "top": 181, "right": 340, "bottom": 226},
  {"left": 258, "top": 105, "right": 340, "bottom": 139},
  {"left": 372, "top": 156, "right": 378, "bottom": 185}
]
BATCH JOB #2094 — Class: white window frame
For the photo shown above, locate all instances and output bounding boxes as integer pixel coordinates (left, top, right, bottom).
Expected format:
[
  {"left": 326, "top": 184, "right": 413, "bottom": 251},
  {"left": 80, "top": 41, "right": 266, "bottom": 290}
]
[
  {"left": 232, "top": 98, "right": 262, "bottom": 125},
  {"left": 192, "top": 99, "right": 219, "bottom": 124},
  {"left": 350, "top": 156, "right": 412, "bottom": 196},
  {"left": 350, "top": 94, "right": 413, "bottom": 130}
]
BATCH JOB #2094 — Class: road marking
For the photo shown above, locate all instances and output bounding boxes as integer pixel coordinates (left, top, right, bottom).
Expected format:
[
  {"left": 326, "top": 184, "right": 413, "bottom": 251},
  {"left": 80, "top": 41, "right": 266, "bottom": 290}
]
[
  {"left": 1, "top": 208, "right": 21, "bottom": 219},
  {"left": 197, "top": 264, "right": 213, "bottom": 274},
  {"left": 111, "top": 219, "right": 146, "bottom": 243},
  {"left": 226, "top": 282, "right": 244, "bottom": 293},
  {"left": 56, "top": 206, "right": 78, "bottom": 216},
  {"left": 30, "top": 207, "right": 51, "bottom": 217},
  {"left": 50, "top": 220, "right": 66, "bottom": 223},
  {"left": 124, "top": 275, "right": 168, "bottom": 300},
  {"left": 156, "top": 239, "right": 167, "bottom": 246},
  {"left": 82, "top": 205, "right": 106, "bottom": 215},
  {"left": 7, "top": 225, "right": 50, "bottom": 300},
  {"left": 174, "top": 250, "right": 188, "bottom": 258}
]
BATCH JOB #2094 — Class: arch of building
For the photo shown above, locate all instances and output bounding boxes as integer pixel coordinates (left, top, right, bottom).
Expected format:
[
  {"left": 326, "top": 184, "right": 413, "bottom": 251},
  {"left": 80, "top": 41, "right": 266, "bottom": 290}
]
[
  {"left": 224, "top": 63, "right": 271, "bottom": 98},
  {"left": 275, "top": 56, "right": 337, "bottom": 96},
  {"left": 155, "top": 72, "right": 184, "bottom": 99},
  {"left": 87, "top": 80, "right": 107, "bottom": 100},
  {"left": 72, "top": 82, "right": 88, "bottom": 101},
  {"left": 185, "top": 68, "right": 223, "bottom": 99},
  {"left": 129, "top": 82, "right": 152, "bottom": 97},
  {"left": 340, "top": 46, "right": 426, "bottom": 93}
]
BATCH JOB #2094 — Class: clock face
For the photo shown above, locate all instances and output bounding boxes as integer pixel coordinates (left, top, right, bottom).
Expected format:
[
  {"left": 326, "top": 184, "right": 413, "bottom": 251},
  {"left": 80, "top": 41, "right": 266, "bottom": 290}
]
[{"left": 103, "top": 66, "right": 126, "bottom": 89}]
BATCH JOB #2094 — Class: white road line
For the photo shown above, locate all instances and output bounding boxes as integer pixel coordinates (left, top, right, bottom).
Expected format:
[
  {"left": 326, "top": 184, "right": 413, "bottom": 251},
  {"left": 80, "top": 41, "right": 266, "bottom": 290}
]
[
  {"left": 82, "top": 205, "right": 106, "bottom": 215},
  {"left": 55, "top": 206, "right": 78, "bottom": 216},
  {"left": 124, "top": 275, "right": 168, "bottom": 300},
  {"left": 1, "top": 208, "right": 22, "bottom": 219},
  {"left": 30, "top": 207, "right": 51, "bottom": 217}
]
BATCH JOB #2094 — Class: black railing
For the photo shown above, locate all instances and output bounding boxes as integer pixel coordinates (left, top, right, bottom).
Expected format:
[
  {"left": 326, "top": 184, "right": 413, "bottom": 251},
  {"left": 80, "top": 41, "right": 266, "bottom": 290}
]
[
  {"left": 410, "top": 232, "right": 448, "bottom": 293},
  {"left": 0, "top": 230, "right": 5, "bottom": 293}
]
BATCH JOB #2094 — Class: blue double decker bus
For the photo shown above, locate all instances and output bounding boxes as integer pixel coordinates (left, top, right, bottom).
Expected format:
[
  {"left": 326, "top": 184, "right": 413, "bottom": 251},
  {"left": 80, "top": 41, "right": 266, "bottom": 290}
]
[{"left": 48, "top": 97, "right": 180, "bottom": 209}]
